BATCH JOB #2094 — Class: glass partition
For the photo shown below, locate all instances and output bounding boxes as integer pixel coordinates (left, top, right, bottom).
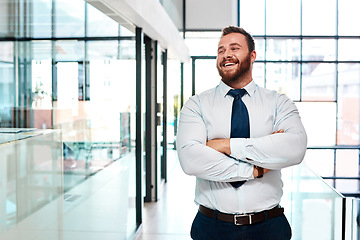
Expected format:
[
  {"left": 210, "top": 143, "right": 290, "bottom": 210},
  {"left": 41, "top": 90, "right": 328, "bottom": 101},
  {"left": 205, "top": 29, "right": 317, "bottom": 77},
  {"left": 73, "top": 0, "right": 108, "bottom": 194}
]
[
  {"left": 0, "top": 129, "right": 63, "bottom": 240},
  {"left": 0, "top": 0, "right": 139, "bottom": 238},
  {"left": 282, "top": 163, "right": 344, "bottom": 239},
  {"left": 344, "top": 197, "right": 360, "bottom": 240}
]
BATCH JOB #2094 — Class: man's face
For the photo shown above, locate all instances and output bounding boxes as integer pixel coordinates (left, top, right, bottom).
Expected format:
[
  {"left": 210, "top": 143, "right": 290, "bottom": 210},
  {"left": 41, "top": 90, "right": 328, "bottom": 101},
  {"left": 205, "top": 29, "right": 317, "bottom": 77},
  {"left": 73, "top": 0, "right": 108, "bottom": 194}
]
[{"left": 216, "top": 33, "right": 255, "bottom": 85}]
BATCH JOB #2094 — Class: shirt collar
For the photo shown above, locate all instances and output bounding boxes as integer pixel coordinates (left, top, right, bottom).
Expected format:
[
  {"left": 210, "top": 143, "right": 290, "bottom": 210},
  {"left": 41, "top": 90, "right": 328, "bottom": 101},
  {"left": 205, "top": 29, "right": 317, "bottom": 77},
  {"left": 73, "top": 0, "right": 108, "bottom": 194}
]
[{"left": 218, "top": 80, "right": 256, "bottom": 97}]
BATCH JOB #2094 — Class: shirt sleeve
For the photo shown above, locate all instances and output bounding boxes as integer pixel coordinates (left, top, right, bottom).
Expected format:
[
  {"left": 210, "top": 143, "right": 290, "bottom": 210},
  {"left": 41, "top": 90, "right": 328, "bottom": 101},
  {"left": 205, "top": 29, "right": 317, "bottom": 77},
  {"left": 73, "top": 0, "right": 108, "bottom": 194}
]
[
  {"left": 176, "top": 95, "right": 254, "bottom": 182},
  {"left": 229, "top": 94, "right": 307, "bottom": 170}
]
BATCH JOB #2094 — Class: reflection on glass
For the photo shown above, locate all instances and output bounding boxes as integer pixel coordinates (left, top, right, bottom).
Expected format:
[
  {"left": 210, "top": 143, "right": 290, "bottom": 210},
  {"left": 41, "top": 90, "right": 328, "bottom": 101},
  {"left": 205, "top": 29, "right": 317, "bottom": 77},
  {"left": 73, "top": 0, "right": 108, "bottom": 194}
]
[
  {"left": 55, "top": 0, "right": 85, "bottom": 37},
  {"left": 302, "top": 39, "right": 336, "bottom": 61},
  {"left": 32, "top": 41, "right": 52, "bottom": 60},
  {"left": 32, "top": 0, "right": 52, "bottom": 38},
  {"left": 57, "top": 62, "right": 79, "bottom": 110},
  {"left": 337, "top": 64, "right": 360, "bottom": 145},
  {"left": 296, "top": 102, "right": 336, "bottom": 146},
  {"left": 338, "top": 0, "right": 360, "bottom": 36},
  {"left": 266, "top": 0, "right": 300, "bottom": 35},
  {"left": 0, "top": 42, "right": 14, "bottom": 128},
  {"left": 0, "top": 63, "right": 14, "bottom": 128},
  {"left": 240, "top": 0, "right": 265, "bottom": 35},
  {"left": 302, "top": 0, "right": 336, "bottom": 36},
  {"left": 55, "top": 41, "right": 85, "bottom": 62},
  {"left": 302, "top": 63, "right": 336, "bottom": 101},
  {"left": 87, "top": 4, "right": 119, "bottom": 37},
  {"left": 0, "top": 42, "right": 13, "bottom": 62},
  {"left": 31, "top": 60, "right": 52, "bottom": 113},
  {"left": 88, "top": 41, "right": 122, "bottom": 59},
  {"left": 266, "top": 63, "right": 300, "bottom": 101},
  {"left": 0, "top": 3, "right": 11, "bottom": 37},
  {"left": 0, "top": 130, "right": 63, "bottom": 237}
]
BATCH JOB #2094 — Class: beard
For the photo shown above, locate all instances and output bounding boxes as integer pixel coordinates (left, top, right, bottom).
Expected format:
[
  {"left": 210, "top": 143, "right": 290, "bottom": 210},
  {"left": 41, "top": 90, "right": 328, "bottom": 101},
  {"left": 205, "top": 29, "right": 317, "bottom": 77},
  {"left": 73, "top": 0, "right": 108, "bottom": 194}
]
[{"left": 217, "top": 54, "right": 252, "bottom": 84}]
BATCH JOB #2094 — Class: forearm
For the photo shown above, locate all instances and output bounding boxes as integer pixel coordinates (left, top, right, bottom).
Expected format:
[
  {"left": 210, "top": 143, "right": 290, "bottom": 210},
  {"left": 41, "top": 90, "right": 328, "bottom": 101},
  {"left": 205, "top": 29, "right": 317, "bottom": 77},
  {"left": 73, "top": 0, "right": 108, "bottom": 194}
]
[
  {"left": 230, "top": 131, "right": 307, "bottom": 169},
  {"left": 177, "top": 141, "right": 254, "bottom": 182},
  {"left": 206, "top": 138, "right": 271, "bottom": 177}
]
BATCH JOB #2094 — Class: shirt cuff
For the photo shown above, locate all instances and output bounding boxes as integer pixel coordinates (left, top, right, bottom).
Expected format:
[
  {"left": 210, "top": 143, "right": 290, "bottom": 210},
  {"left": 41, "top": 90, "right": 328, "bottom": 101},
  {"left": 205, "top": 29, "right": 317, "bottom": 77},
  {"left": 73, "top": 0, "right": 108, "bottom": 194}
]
[{"left": 229, "top": 138, "right": 247, "bottom": 161}]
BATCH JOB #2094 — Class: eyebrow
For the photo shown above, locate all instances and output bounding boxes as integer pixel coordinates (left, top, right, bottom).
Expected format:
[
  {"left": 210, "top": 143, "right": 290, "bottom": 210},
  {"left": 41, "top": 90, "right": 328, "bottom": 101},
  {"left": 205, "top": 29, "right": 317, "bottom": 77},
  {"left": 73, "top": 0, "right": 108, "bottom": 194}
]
[{"left": 218, "top": 43, "right": 242, "bottom": 51}]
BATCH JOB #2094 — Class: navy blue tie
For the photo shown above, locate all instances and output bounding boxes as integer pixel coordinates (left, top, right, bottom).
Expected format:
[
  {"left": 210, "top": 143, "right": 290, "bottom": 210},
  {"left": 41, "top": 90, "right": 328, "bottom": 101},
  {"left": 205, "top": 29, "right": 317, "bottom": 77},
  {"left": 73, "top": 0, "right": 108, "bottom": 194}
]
[{"left": 228, "top": 89, "right": 250, "bottom": 188}]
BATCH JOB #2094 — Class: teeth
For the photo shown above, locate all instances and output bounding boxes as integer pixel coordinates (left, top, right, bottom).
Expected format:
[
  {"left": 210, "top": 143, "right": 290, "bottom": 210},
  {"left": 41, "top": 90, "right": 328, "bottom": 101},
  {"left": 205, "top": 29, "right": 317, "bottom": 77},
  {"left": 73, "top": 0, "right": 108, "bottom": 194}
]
[{"left": 224, "top": 63, "right": 234, "bottom": 67}]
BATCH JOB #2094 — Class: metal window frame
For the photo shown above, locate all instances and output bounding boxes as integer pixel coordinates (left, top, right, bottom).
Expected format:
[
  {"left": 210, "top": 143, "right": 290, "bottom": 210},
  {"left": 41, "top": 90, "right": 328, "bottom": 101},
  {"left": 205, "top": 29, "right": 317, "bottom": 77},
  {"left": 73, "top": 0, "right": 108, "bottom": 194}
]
[{"left": 188, "top": 0, "right": 360, "bottom": 197}]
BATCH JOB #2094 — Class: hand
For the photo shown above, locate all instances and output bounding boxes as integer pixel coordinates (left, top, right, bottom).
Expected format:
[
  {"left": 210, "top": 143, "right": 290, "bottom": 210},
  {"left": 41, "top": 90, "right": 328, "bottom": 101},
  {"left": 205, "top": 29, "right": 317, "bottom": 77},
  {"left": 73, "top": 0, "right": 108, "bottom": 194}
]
[
  {"left": 272, "top": 129, "right": 284, "bottom": 134},
  {"left": 206, "top": 139, "right": 231, "bottom": 155},
  {"left": 253, "top": 166, "right": 271, "bottom": 178}
]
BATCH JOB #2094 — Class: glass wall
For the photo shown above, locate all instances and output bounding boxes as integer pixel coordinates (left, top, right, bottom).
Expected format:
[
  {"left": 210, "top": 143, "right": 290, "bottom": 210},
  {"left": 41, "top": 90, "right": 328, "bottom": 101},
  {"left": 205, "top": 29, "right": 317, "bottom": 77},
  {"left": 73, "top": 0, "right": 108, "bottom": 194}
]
[
  {"left": 185, "top": 0, "right": 360, "bottom": 196},
  {"left": 167, "top": 59, "right": 182, "bottom": 150},
  {"left": 0, "top": 0, "right": 138, "bottom": 239}
]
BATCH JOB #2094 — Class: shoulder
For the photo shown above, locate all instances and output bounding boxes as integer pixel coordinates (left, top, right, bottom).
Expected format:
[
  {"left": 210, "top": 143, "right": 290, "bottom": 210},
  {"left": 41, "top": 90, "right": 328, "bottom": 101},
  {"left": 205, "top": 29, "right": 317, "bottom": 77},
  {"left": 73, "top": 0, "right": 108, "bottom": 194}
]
[
  {"left": 254, "top": 85, "right": 297, "bottom": 114},
  {"left": 185, "top": 86, "right": 218, "bottom": 105},
  {"left": 255, "top": 84, "right": 293, "bottom": 103},
  {"left": 181, "top": 86, "right": 217, "bottom": 113},
  {"left": 198, "top": 86, "right": 218, "bottom": 99}
]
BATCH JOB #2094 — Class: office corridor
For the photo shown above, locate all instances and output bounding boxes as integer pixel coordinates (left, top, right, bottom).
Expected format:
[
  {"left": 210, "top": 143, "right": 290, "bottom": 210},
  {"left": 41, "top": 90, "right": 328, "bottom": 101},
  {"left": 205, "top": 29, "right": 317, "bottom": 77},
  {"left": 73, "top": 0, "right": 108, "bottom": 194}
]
[{"left": 135, "top": 151, "right": 197, "bottom": 240}]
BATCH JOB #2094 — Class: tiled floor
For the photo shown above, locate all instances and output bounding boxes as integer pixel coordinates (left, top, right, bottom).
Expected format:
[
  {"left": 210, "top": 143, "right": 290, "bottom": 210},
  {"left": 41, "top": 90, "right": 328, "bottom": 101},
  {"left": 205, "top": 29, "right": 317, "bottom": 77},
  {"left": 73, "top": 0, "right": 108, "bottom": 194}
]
[{"left": 135, "top": 151, "right": 198, "bottom": 240}]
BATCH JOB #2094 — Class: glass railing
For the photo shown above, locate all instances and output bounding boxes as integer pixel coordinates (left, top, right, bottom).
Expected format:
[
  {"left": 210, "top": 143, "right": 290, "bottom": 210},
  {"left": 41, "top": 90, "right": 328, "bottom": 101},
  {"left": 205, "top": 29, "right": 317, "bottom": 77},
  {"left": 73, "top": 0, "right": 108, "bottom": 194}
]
[
  {"left": 58, "top": 112, "right": 132, "bottom": 192},
  {"left": 0, "top": 128, "right": 136, "bottom": 240},
  {"left": 343, "top": 197, "right": 360, "bottom": 240},
  {"left": 0, "top": 129, "right": 63, "bottom": 240},
  {"left": 282, "top": 163, "right": 360, "bottom": 240}
]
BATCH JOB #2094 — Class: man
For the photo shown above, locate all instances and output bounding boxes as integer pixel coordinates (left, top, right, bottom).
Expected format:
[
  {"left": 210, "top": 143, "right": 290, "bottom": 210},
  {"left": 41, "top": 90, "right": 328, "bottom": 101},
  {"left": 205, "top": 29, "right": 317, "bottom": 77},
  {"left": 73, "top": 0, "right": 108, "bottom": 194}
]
[{"left": 176, "top": 26, "right": 307, "bottom": 240}]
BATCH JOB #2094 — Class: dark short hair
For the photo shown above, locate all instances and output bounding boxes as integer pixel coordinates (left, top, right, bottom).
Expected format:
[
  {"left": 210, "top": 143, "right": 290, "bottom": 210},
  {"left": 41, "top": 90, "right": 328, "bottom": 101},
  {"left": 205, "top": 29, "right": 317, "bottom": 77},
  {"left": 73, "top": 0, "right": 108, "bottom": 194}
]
[{"left": 221, "top": 26, "right": 255, "bottom": 52}]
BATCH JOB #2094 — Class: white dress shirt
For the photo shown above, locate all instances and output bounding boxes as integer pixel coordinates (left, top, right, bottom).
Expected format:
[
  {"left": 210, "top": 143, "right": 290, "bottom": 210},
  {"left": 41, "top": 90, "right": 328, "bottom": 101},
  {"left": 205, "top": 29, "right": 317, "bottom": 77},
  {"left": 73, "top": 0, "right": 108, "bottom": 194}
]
[{"left": 176, "top": 80, "right": 307, "bottom": 214}]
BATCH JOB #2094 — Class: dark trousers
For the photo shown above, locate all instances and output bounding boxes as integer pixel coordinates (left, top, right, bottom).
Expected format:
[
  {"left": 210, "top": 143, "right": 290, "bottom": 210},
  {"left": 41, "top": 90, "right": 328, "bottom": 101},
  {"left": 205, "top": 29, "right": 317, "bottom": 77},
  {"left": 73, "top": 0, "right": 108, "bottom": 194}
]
[{"left": 190, "top": 210, "right": 292, "bottom": 240}]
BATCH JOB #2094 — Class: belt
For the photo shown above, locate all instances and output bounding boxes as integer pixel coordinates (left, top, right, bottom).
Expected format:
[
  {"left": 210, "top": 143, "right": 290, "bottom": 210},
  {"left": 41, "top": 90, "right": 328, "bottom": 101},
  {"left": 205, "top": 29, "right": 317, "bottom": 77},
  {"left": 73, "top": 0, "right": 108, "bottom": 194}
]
[{"left": 199, "top": 205, "right": 284, "bottom": 225}]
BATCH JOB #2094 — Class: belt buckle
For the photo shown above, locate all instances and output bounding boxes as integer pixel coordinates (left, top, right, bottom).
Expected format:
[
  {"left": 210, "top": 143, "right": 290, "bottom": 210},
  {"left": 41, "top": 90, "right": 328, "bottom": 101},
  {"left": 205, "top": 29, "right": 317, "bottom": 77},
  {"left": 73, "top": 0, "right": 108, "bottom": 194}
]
[{"left": 234, "top": 213, "right": 253, "bottom": 225}]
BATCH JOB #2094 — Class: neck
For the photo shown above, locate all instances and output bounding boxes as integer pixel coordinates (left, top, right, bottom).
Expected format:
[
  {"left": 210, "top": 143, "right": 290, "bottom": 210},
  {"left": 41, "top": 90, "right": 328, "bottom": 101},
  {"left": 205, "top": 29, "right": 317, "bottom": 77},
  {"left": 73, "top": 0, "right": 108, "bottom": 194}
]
[
  {"left": 230, "top": 77, "right": 252, "bottom": 89},
  {"left": 225, "top": 71, "right": 253, "bottom": 89}
]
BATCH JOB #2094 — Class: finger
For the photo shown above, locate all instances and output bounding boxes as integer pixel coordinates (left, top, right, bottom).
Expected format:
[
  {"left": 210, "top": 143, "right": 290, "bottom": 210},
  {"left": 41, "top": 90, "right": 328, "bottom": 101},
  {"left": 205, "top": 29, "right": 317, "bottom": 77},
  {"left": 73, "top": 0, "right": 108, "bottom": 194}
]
[{"left": 272, "top": 129, "right": 284, "bottom": 134}]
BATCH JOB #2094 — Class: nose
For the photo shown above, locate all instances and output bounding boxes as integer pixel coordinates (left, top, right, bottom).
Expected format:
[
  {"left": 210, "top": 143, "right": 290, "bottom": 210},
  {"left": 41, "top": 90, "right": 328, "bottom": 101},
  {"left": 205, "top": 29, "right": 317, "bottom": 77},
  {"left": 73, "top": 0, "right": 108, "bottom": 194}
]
[{"left": 223, "top": 48, "right": 233, "bottom": 59}]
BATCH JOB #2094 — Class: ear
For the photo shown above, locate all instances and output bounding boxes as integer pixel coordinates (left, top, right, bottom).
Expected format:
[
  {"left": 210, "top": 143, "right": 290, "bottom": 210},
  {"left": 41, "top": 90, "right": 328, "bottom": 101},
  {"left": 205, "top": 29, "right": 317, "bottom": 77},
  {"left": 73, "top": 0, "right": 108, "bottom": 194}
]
[{"left": 250, "top": 50, "right": 256, "bottom": 63}]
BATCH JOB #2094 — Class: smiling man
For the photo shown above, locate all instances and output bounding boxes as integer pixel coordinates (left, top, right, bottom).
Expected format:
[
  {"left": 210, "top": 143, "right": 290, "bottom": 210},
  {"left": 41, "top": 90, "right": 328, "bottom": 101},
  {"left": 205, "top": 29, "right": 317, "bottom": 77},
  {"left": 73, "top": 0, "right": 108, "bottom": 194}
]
[{"left": 176, "top": 26, "right": 307, "bottom": 240}]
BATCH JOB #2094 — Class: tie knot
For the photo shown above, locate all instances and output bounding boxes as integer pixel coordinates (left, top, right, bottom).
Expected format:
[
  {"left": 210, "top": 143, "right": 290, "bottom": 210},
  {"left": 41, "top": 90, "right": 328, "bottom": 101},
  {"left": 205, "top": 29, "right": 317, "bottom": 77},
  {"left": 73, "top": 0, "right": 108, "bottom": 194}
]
[{"left": 228, "top": 89, "right": 247, "bottom": 99}]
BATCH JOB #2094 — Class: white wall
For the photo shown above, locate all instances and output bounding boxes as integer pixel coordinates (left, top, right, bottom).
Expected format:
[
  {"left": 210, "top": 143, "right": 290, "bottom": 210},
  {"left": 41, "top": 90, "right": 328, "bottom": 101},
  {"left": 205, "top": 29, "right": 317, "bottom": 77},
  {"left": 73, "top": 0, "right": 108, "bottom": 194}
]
[{"left": 186, "top": 0, "right": 238, "bottom": 30}]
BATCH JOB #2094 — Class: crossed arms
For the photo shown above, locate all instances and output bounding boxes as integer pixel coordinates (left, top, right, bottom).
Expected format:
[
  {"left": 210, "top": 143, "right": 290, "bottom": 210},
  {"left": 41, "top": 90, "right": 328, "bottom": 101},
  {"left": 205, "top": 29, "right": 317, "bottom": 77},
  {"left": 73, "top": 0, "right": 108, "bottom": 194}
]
[{"left": 176, "top": 94, "right": 307, "bottom": 182}]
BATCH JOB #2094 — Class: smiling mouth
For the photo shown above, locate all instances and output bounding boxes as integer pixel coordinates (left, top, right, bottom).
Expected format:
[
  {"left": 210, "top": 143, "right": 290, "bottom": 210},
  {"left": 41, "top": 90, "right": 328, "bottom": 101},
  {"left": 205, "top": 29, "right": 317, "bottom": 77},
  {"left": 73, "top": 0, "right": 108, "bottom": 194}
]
[{"left": 223, "top": 62, "right": 237, "bottom": 67}]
